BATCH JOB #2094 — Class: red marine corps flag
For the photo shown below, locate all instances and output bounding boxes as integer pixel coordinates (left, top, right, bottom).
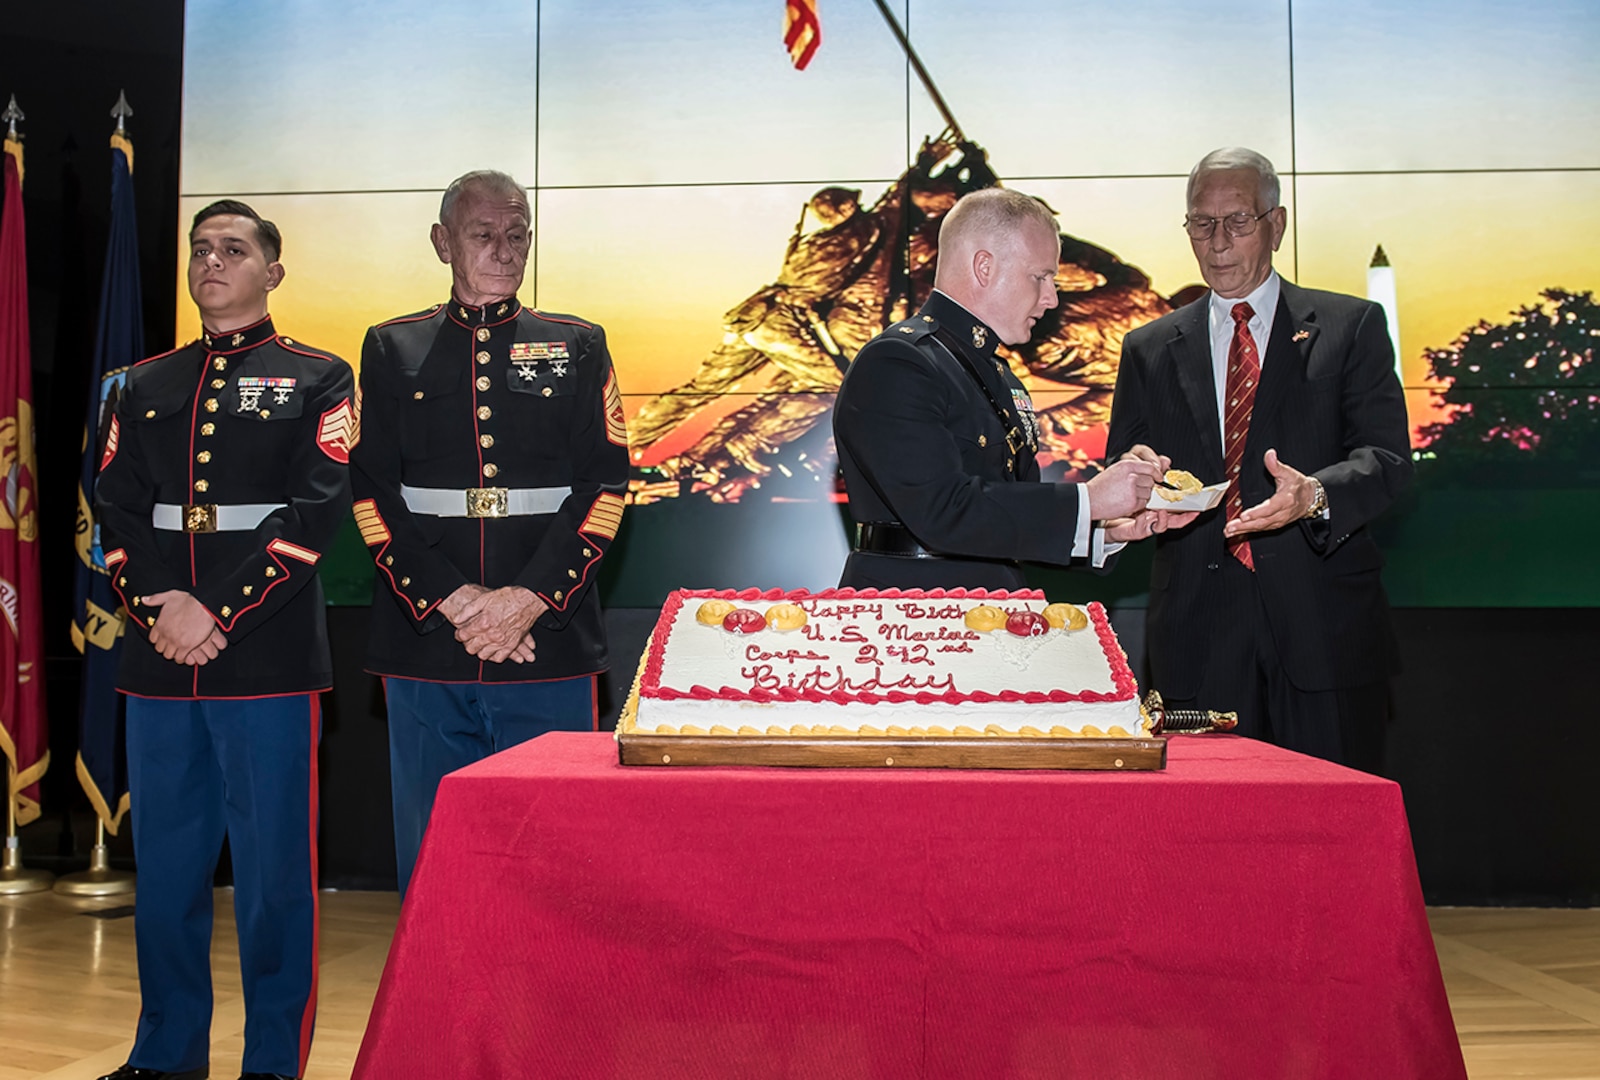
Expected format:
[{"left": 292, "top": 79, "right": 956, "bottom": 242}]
[
  {"left": 0, "top": 100, "right": 48, "bottom": 827},
  {"left": 785, "top": 0, "right": 821, "bottom": 70}
]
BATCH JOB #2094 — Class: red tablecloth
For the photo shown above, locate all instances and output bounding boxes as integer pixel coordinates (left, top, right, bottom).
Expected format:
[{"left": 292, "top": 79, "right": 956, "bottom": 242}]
[{"left": 354, "top": 733, "right": 1464, "bottom": 1079}]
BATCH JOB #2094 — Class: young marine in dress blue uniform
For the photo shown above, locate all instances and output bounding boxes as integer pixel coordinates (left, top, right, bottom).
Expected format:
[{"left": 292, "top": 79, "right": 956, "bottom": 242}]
[
  {"left": 351, "top": 171, "right": 629, "bottom": 896},
  {"left": 96, "top": 201, "right": 354, "bottom": 1080}
]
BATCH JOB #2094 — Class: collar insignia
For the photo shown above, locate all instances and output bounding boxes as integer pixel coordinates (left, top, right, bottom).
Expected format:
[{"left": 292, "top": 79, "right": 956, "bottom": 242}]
[{"left": 972, "top": 325, "right": 987, "bottom": 350}]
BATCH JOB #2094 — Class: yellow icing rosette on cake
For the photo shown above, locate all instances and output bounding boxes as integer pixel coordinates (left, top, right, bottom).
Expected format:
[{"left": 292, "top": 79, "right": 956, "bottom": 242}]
[
  {"left": 695, "top": 599, "right": 737, "bottom": 625},
  {"left": 1041, "top": 602, "right": 1089, "bottom": 631},
  {"left": 963, "top": 604, "right": 1009, "bottom": 632},
  {"left": 765, "top": 602, "right": 808, "bottom": 631}
]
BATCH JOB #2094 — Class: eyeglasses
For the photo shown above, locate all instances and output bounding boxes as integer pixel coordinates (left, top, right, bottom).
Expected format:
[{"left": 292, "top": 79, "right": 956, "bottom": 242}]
[{"left": 1183, "top": 209, "right": 1274, "bottom": 240}]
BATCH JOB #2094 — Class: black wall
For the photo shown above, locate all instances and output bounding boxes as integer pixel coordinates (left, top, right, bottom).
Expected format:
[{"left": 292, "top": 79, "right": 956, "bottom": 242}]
[{"left": 7, "top": 3, "right": 1596, "bottom": 906}]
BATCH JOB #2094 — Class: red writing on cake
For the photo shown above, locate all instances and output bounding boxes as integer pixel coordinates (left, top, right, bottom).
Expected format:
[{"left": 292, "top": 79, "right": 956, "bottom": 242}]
[
  {"left": 878, "top": 623, "right": 979, "bottom": 643},
  {"left": 740, "top": 663, "right": 956, "bottom": 696},
  {"left": 744, "top": 644, "right": 830, "bottom": 664},
  {"left": 853, "top": 644, "right": 934, "bottom": 667},
  {"left": 803, "top": 601, "right": 884, "bottom": 621},
  {"left": 892, "top": 601, "right": 969, "bottom": 620}
]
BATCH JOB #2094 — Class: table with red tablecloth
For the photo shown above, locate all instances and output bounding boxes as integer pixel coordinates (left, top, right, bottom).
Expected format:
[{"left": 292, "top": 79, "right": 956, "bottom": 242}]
[{"left": 353, "top": 732, "right": 1464, "bottom": 1079}]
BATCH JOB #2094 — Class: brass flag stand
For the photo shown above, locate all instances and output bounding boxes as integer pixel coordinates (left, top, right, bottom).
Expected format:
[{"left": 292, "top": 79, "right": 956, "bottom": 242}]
[{"left": 0, "top": 758, "right": 52, "bottom": 894}]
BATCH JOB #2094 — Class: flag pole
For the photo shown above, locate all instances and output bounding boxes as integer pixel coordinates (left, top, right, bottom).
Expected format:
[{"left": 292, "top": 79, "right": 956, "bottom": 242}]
[
  {"left": 56, "top": 92, "right": 137, "bottom": 897},
  {"left": 869, "top": 0, "right": 965, "bottom": 142}
]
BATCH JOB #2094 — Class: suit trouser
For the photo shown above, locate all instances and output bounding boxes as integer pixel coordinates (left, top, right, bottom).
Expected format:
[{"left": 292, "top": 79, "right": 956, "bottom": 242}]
[
  {"left": 1167, "top": 557, "right": 1388, "bottom": 773},
  {"left": 125, "top": 693, "right": 321, "bottom": 1077},
  {"left": 384, "top": 675, "right": 598, "bottom": 897}
]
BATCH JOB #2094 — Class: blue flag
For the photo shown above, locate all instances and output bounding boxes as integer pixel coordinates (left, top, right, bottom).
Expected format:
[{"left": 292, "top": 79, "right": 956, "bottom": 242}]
[{"left": 70, "top": 136, "right": 141, "bottom": 834}]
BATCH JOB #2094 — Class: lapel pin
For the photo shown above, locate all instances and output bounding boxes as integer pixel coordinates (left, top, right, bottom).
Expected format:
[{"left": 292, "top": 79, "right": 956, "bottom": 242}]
[{"left": 1292, "top": 330, "right": 1311, "bottom": 342}]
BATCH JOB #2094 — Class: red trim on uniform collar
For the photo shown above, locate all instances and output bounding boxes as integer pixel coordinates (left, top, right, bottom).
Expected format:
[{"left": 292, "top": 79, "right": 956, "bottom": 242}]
[
  {"left": 445, "top": 296, "right": 523, "bottom": 329},
  {"left": 200, "top": 314, "right": 277, "bottom": 354}
]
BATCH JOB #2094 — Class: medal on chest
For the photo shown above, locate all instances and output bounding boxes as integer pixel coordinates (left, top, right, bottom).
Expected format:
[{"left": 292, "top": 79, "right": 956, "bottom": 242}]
[
  {"left": 236, "top": 376, "right": 296, "bottom": 411},
  {"left": 509, "top": 341, "right": 570, "bottom": 385}
]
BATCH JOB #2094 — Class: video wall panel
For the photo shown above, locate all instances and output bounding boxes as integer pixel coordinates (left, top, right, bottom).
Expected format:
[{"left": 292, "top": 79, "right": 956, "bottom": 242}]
[{"left": 180, "top": 0, "right": 1600, "bottom": 606}]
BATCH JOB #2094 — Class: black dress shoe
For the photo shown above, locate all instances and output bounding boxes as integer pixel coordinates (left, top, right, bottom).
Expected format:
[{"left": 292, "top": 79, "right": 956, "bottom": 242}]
[{"left": 96, "top": 1067, "right": 208, "bottom": 1080}]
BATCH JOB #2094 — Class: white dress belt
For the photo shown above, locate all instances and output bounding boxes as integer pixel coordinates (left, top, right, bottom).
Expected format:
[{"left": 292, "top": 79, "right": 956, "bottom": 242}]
[
  {"left": 401, "top": 484, "right": 571, "bottom": 517},
  {"left": 152, "top": 502, "right": 283, "bottom": 531}
]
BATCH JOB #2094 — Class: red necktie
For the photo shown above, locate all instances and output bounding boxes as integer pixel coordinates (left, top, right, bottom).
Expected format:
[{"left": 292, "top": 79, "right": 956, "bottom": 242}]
[{"left": 1223, "top": 301, "right": 1259, "bottom": 570}]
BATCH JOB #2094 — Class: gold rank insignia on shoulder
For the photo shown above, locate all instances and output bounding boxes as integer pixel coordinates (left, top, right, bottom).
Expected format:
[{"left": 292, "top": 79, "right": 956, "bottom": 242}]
[{"left": 972, "top": 325, "right": 987, "bottom": 349}]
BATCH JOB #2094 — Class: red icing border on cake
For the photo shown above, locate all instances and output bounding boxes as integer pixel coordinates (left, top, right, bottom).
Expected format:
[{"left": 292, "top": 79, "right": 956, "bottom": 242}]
[{"left": 641, "top": 588, "right": 1137, "bottom": 706}]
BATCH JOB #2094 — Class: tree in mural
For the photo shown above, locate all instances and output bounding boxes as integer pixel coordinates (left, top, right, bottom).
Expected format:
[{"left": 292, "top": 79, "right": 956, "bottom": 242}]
[{"left": 1418, "top": 288, "right": 1600, "bottom": 475}]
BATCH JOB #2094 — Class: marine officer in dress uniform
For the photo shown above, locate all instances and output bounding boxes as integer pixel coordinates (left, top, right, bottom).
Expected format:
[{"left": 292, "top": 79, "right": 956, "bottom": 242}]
[
  {"left": 350, "top": 170, "right": 629, "bottom": 896},
  {"left": 834, "top": 187, "right": 1186, "bottom": 589},
  {"left": 96, "top": 200, "right": 355, "bottom": 1080}
]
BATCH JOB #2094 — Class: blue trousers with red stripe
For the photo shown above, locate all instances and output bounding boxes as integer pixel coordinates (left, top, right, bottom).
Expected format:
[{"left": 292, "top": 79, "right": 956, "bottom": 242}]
[
  {"left": 125, "top": 693, "right": 320, "bottom": 1078},
  {"left": 385, "top": 675, "right": 596, "bottom": 897}
]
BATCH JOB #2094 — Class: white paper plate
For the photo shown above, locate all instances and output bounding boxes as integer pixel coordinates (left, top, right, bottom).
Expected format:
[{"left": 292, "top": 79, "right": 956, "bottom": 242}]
[{"left": 1146, "top": 480, "right": 1228, "bottom": 512}]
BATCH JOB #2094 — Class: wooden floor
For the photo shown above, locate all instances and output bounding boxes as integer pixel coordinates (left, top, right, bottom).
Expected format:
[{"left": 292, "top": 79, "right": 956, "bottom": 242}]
[{"left": 2, "top": 891, "right": 1597, "bottom": 1079}]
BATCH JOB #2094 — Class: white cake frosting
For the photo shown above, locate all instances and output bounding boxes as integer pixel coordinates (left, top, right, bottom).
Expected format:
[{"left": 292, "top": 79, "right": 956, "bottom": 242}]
[{"left": 621, "top": 587, "right": 1147, "bottom": 738}]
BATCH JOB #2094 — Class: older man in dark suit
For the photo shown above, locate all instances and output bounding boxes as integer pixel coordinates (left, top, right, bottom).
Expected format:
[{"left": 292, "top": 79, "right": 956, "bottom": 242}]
[{"left": 1107, "top": 147, "right": 1412, "bottom": 771}]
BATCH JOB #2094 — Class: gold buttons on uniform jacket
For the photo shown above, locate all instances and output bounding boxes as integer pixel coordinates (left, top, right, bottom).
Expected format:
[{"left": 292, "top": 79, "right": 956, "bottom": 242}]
[
  {"left": 978, "top": 435, "right": 987, "bottom": 447},
  {"left": 385, "top": 556, "right": 394, "bottom": 566},
  {"left": 567, "top": 569, "right": 578, "bottom": 579},
  {"left": 476, "top": 376, "right": 491, "bottom": 391},
  {"left": 265, "top": 567, "right": 277, "bottom": 578},
  {"left": 482, "top": 463, "right": 499, "bottom": 479},
  {"left": 145, "top": 409, "right": 156, "bottom": 418},
  {"left": 476, "top": 328, "right": 491, "bottom": 342},
  {"left": 194, "top": 479, "right": 209, "bottom": 493},
  {"left": 221, "top": 606, "right": 232, "bottom": 617},
  {"left": 205, "top": 399, "right": 219, "bottom": 412},
  {"left": 477, "top": 406, "right": 492, "bottom": 420},
  {"left": 553, "top": 590, "right": 564, "bottom": 602},
  {"left": 196, "top": 451, "right": 211, "bottom": 464},
  {"left": 243, "top": 585, "right": 253, "bottom": 596},
  {"left": 417, "top": 598, "right": 428, "bottom": 609},
  {"left": 541, "top": 387, "right": 552, "bottom": 397},
  {"left": 582, "top": 547, "right": 592, "bottom": 557},
  {"left": 201, "top": 423, "right": 215, "bottom": 436},
  {"left": 477, "top": 351, "right": 491, "bottom": 365},
  {"left": 401, "top": 576, "right": 411, "bottom": 587},
  {"left": 211, "top": 379, "right": 226, "bottom": 389},
  {"left": 479, "top": 434, "right": 494, "bottom": 449},
  {"left": 259, "top": 410, "right": 271, "bottom": 419},
  {"left": 414, "top": 391, "right": 425, "bottom": 400}
]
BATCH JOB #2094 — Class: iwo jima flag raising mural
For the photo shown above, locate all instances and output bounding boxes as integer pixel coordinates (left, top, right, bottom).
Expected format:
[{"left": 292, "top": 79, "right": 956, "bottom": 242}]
[{"left": 628, "top": 3, "right": 1174, "bottom": 505}]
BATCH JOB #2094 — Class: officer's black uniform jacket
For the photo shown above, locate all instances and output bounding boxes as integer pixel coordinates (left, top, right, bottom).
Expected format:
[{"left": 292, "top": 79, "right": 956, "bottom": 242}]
[
  {"left": 350, "top": 298, "right": 629, "bottom": 683},
  {"left": 96, "top": 316, "right": 355, "bottom": 698},
  {"left": 833, "top": 290, "right": 1082, "bottom": 590}
]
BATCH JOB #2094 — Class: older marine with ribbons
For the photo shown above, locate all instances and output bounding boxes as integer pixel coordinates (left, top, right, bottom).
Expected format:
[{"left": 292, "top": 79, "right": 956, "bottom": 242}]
[{"left": 351, "top": 169, "right": 629, "bottom": 896}]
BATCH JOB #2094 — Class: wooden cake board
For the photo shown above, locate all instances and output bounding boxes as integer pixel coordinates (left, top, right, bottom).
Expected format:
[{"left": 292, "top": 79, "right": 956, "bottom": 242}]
[{"left": 617, "top": 732, "right": 1167, "bottom": 771}]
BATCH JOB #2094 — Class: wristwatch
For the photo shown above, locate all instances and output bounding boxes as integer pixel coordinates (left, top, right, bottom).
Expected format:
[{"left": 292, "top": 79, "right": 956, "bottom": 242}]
[{"left": 1303, "top": 477, "right": 1328, "bottom": 519}]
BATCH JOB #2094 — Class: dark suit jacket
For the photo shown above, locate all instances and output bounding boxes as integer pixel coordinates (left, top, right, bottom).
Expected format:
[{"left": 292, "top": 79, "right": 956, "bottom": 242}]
[
  {"left": 834, "top": 290, "right": 1081, "bottom": 590},
  {"left": 1106, "top": 279, "right": 1411, "bottom": 696}
]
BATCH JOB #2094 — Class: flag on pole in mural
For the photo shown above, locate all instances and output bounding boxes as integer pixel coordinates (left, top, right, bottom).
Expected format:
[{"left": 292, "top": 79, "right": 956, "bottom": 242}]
[
  {"left": 71, "top": 124, "right": 140, "bottom": 834},
  {"left": 785, "top": 0, "right": 821, "bottom": 70},
  {"left": 0, "top": 122, "right": 50, "bottom": 826}
]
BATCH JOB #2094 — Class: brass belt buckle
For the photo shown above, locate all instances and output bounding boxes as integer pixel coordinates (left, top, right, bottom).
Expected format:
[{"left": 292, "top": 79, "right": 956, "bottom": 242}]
[
  {"left": 466, "top": 487, "right": 509, "bottom": 518},
  {"left": 184, "top": 503, "right": 218, "bottom": 533}
]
